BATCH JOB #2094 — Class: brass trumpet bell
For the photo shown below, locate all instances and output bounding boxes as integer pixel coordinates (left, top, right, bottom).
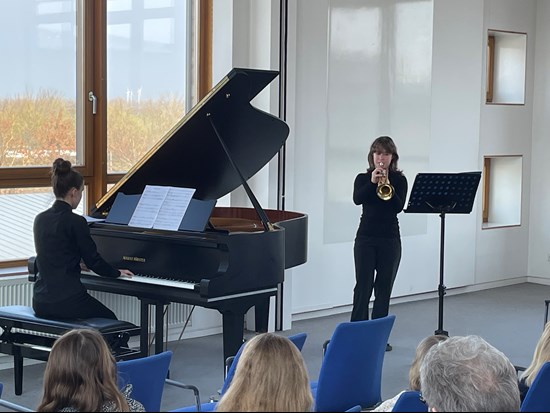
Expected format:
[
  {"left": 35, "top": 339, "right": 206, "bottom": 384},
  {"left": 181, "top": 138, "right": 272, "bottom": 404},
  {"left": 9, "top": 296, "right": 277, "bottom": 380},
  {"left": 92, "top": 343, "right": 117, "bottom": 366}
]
[
  {"left": 376, "top": 163, "right": 394, "bottom": 201},
  {"left": 376, "top": 181, "right": 394, "bottom": 201}
]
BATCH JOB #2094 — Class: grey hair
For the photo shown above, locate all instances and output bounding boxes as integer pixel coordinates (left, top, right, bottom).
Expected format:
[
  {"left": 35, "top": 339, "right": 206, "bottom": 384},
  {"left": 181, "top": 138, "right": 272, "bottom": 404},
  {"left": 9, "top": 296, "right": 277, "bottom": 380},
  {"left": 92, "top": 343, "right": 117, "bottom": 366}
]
[{"left": 419, "top": 335, "right": 520, "bottom": 412}]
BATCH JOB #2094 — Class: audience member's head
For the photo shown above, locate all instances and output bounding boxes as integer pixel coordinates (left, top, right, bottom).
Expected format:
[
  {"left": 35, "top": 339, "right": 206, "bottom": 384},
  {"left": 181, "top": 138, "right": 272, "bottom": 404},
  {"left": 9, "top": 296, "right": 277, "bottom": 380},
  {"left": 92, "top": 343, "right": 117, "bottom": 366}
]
[
  {"left": 216, "top": 333, "right": 313, "bottom": 412},
  {"left": 37, "top": 328, "right": 130, "bottom": 412},
  {"left": 420, "top": 335, "right": 520, "bottom": 412},
  {"left": 521, "top": 321, "right": 550, "bottom": 387},
  {"left": 408, "top": 334, "right": 448, "bottom": 391}
]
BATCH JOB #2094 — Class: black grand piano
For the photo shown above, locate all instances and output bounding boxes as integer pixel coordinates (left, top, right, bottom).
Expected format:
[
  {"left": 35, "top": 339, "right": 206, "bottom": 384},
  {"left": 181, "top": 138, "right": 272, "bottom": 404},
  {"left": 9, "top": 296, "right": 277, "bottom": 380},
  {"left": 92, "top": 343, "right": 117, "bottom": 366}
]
[{"left": 84, "top": 68, "right": 307, "bottom": 365}]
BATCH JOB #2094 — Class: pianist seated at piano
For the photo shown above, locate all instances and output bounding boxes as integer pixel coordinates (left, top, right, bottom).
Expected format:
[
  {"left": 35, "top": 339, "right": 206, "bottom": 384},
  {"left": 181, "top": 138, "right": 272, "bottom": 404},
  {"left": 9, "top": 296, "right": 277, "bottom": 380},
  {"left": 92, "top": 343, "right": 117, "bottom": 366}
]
[{"left": 32, "top": 158, "right": 133, "bottom": 321}]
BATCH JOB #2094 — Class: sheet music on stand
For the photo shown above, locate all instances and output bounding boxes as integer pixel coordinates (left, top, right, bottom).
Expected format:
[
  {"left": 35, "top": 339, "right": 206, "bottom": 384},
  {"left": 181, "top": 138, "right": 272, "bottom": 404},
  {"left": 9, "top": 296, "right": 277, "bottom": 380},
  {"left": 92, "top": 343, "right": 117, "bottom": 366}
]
[
  {"left": 128, "top": 185, "right": 196, "bottom": 230},
  {"left": 405, "top": 172, "right": 481, "bottom": 214}
]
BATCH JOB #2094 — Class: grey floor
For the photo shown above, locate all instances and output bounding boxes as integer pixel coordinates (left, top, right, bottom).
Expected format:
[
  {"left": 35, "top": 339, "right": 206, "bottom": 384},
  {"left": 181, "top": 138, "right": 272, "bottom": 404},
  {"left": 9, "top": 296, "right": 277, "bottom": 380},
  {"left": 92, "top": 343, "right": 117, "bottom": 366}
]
[{"left": 1, "top": 282, "right": 549, "bottom": 411}]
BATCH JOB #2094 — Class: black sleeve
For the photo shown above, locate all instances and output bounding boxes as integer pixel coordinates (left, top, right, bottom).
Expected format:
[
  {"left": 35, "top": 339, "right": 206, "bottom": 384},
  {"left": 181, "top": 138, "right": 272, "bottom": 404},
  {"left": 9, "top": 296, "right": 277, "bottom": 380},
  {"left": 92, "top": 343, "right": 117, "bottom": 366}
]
[
  {"left": 73, "top": 216, "right": 120, "bottom": 278},
  {"left": 353, "top": 173, "right": 378, "bottom": 205},
  {"left": 386, "top": 173, "right": 408, "bottom": 214}
]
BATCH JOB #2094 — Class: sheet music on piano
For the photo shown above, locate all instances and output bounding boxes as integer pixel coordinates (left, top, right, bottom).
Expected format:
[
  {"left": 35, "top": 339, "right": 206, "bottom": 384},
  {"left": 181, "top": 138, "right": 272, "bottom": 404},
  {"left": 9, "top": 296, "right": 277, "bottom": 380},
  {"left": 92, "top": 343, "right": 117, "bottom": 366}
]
[{"left": 128, "top": 185, "right": 196, "bottom": 230}]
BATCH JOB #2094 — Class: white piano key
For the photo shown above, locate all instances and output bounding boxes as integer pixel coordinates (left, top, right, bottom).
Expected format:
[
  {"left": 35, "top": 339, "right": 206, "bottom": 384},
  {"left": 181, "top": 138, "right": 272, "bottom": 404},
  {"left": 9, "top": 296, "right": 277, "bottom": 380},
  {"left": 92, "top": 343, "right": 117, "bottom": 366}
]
[{"left": 82, "top": 270, "right": 197, "bottom": 290}]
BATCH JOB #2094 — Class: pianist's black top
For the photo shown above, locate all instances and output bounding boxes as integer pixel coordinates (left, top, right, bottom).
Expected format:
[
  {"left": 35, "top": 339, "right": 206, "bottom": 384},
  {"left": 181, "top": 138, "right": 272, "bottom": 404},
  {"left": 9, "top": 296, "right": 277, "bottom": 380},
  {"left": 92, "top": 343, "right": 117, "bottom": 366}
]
[{"left": 33, "top": 200, "right": 120, "bottom": 304}]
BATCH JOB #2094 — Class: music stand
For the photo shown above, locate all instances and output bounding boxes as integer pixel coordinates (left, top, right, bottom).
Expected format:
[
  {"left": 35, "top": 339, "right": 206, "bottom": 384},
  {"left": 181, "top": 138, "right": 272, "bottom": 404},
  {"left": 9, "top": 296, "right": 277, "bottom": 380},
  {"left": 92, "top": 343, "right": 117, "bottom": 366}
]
[{"left": 405, "top": 171, "right": 481, "bottom": 336}]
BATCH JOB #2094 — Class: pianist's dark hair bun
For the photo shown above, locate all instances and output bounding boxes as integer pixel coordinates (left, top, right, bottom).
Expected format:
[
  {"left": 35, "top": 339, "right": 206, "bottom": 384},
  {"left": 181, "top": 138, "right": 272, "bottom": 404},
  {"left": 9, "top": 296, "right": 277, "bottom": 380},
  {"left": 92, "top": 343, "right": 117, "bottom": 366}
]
[
  {"left": 51, "top": 158, "right": 84, "bottom": 198},
  {"left": 52, "top": 158, "right": 72, "bottom": 175}
]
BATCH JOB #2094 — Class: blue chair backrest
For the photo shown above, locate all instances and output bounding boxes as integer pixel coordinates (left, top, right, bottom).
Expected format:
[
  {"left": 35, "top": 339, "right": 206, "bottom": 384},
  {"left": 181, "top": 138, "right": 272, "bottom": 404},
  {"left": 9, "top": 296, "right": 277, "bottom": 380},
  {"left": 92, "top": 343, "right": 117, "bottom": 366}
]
[
  {"left": 344, "top": 404, "right": 362, "bottom": 412},
  {"left": 392, "top": 391, "right": 428, "bottom": 412},
  {"left": 314, "top": 315, "right": 395, "bottom": 412},
  {"left": 288, "top": 332, "right": 308, "bottom": 351},
  {"left": 521, "top": 361, "right": 550, "bottom": 412},
  {"left": 117, "top": 350, "right": 172, "bottom": 412},
  {"left": 220, "top": 332, "right": 308, "bottom": 395}
]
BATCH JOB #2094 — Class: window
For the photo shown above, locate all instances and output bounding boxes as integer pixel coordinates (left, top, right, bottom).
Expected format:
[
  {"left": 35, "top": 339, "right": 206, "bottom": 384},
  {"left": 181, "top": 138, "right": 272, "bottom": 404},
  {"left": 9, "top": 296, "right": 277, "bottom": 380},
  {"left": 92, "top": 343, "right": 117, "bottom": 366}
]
[
  {"left": 485, "top": 30, "right": 527, "bottom": 105},
  {"left": 0, "top": 0, "right": 212, "bottom": 269},
  {"left": 482, "top": 156, "right": 522, "bottom": 229}
]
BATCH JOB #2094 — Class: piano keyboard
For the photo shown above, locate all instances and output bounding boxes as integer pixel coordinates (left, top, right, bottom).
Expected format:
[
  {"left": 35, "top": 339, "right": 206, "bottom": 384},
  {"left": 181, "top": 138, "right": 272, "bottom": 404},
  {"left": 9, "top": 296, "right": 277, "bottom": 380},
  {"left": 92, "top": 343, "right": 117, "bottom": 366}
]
[{"left": 82, "top": 271, "right": 197, "bottom": 290}]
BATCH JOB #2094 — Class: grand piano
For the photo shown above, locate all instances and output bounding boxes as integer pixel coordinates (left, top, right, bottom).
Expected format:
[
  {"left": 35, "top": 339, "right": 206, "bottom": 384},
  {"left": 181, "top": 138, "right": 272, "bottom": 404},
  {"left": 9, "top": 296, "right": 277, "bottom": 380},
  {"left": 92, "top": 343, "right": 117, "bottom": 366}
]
[{"left": 85, "top": 68, "right": 307, "bottom": 364}]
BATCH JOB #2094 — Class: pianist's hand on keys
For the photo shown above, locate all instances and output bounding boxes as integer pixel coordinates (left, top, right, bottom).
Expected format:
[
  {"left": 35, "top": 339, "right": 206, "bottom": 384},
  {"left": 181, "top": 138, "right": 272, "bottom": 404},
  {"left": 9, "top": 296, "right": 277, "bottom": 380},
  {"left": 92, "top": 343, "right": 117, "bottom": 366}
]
[{"left": 119, "top": 269, "right": 134, "bottom": 278}]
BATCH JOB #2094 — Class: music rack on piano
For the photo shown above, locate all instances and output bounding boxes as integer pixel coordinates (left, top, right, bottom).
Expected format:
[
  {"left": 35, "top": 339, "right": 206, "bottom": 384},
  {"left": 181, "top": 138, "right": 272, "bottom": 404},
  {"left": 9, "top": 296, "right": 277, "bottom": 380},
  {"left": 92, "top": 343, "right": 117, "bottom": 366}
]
[{"left": 84, "top": 68, "right": 308, "bottom": 366}]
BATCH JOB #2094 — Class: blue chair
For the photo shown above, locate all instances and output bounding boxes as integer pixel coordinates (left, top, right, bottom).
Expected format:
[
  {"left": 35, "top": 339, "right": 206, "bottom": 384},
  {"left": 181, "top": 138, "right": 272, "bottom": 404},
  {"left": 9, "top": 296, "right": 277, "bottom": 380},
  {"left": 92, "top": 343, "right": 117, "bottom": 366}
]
[
  {"left": 287, "top": 331, "right": 308, "bottom": 351},
  {"left": 344, "top": 405, "right": 362, "bottom": 412},
  {"left": 521, "top": 361, "right": 550, "bottom": 412},
  {"left": 170, "top": 332, "right": 308, "bottom": 412},
  {"left": 117, "top": 350, "right": 200, "bottom": 412},
  {"left": 311, "top": 315, "right": 395, "bottom": 412},
  {"left": 392, "top": 390, "right": 427, "bottom": 412},
  {"left": 0, "top": 382, "right": 35, "bottom": 412}
]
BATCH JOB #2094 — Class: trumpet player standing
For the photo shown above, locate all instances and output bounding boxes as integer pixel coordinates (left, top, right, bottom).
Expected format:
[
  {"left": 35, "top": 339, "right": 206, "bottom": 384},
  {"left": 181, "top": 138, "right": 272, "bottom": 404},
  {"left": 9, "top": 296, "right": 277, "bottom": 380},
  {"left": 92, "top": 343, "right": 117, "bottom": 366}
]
[{"left": 351, "top": 136, "right": 408, "bottom": 351}]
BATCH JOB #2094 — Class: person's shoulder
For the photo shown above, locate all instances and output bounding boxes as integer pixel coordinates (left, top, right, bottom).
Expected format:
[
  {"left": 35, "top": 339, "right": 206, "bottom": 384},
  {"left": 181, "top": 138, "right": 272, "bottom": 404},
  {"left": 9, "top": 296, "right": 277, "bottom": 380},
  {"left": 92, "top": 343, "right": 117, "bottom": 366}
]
[
  {"left": 34, "top": 209, "right": 47, "bottom": 222},
  {"left": 121, "top": 384, "right": 146, "bottom": 412},
  {"left": 126, "top": 398, "right": 145, "bottom": 412},
  {"left": 66, "top": 210, "right": 88, "bottom": 226},
  {"left": 392, "top": 170, "right": 407, "bottom": 180},
  {"left": 372, "top": 390, "right": 405, "bottom": 412}
]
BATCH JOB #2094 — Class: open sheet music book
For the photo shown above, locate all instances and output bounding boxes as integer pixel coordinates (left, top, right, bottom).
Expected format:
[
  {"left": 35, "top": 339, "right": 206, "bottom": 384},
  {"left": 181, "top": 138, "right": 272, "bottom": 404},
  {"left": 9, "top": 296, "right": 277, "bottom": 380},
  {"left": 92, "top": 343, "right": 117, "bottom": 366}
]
[{"left": 128, "top": 185, "right": 196, "bottom": 230}]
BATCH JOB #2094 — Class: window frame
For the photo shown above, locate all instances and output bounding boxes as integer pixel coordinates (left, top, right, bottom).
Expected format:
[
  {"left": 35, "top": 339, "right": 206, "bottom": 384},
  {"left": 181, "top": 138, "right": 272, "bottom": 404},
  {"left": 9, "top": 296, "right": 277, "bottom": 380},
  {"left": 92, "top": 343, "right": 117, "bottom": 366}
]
[{"left": 0, "top": 0, "right": 212, "bottom": 270}]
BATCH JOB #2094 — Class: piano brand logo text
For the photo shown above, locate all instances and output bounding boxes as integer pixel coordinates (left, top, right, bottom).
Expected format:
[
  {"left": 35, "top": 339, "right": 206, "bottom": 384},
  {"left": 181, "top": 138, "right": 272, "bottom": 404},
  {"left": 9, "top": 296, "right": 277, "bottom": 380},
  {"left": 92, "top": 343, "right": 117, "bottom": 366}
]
[{"left": 123, "top": 256, "right": 146, "bottom": 263}]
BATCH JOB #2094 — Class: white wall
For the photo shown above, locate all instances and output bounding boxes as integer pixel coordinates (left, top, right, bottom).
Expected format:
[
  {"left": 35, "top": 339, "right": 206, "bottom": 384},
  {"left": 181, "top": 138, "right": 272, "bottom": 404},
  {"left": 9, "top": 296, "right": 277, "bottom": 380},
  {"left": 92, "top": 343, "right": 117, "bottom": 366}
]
[
  {"left": 429, "top": 0, "right": 483, "bottom": 292},
  {"left": 529, "top": 0, "right": 550, "bottom": 279},
  {"left": 289, "top": 0, "right": 436, "bottom": 315},
  {"left": 476, "top": 0, "right": 536, "bottom": 284}
]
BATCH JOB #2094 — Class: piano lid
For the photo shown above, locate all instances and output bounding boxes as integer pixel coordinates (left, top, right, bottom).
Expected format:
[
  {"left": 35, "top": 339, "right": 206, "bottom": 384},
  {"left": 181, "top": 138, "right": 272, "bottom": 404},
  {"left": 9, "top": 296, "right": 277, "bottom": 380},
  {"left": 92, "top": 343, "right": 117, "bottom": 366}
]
[{"left": 92, "top": 68, "right": 289, "bottom": 217}]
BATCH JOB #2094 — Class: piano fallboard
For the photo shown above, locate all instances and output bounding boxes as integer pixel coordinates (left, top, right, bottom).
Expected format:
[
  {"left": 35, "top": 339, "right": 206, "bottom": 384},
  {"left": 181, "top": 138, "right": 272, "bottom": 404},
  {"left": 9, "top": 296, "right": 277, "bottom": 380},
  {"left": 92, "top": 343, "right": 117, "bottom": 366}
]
[{"left": 89, "top": 219, "right": 285, "bottom": 298}]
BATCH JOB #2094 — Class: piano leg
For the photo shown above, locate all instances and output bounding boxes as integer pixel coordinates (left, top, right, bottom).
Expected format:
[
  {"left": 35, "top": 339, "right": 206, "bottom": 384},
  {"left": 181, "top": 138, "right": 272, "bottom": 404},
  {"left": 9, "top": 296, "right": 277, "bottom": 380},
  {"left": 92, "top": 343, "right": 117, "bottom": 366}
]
[
  {"left": 254, "top": 297, "right": 269, "bottom": 333},
  {"left": 154, "top": 302, "right": 165, "bottom": 355},
  {"left": 139, "top": 300, "right": 149, "bottom": 356},
  {"left": 139, "top": 299, "right": 169, "bottom": 357},
  {"left": 217, "top": 292, "right": 276, "bottom": 368},
  {"left": 220, "top": 309, "right": 245, "bottom": 364}
]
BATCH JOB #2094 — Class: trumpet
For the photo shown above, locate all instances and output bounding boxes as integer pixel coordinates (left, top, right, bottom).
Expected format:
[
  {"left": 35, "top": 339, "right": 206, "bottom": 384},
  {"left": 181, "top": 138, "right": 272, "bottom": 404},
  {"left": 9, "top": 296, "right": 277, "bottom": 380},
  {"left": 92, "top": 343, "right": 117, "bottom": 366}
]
[{"left": 376, "top": 162, "right": 394, "bottom": 201}]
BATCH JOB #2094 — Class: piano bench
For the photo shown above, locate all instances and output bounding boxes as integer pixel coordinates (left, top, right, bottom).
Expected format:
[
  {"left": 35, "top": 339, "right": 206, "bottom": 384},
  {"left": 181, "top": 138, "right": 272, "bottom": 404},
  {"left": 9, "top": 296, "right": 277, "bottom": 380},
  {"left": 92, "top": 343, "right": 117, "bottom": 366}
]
[{"left": 0, "top": 305, "right": 142, "bottom": 396}]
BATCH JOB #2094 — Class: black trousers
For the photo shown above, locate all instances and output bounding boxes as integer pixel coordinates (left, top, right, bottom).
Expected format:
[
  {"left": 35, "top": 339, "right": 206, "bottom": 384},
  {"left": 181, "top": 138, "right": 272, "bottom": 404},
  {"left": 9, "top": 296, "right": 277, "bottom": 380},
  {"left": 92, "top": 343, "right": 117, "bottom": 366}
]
[
  {"left": 351, "top": 236, "right": 401, "bottom": 322},
  {"left": 33, "top": 291, "right": 117, "bottom": 320}
]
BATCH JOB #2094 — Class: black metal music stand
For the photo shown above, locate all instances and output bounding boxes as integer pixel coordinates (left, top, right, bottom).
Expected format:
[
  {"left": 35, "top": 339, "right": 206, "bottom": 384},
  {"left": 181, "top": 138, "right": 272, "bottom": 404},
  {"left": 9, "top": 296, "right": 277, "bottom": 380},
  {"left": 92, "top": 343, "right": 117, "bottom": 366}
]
[{"left": 405, "top": 171, "right": 481, "bottom": 336}]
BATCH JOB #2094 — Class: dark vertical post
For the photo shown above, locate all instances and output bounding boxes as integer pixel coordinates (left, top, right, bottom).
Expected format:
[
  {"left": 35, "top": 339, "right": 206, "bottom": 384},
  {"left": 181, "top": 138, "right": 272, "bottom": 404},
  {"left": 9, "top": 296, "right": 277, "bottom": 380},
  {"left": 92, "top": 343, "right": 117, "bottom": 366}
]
[
  {"left": 139, "top": 300, "right": 149, "bottom": 356},
  {"left": 155, "top": 303, "right": 164, "bottom": 355},
  {"left": 435, "top": 213, "right": 448, "bottom": 336},
  {"left": 275, "top": 0, "right": 289, "bottom": 332}
]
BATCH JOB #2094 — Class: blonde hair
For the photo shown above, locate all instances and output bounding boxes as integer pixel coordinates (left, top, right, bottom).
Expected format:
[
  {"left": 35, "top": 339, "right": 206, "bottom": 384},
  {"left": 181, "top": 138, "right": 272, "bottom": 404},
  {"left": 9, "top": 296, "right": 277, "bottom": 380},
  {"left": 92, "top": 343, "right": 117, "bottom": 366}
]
[
  {"left": 521, "top": 321, "right": 550, "bottom": 386},
  {"left": 37, "top": 329, "right": 129, "bottom": 412},
  {"left": 408, "top": 335, "right": 448, "bottom": 390},
  {"left": 216, "top": 333, "right": 313, "bottom": 412}
]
